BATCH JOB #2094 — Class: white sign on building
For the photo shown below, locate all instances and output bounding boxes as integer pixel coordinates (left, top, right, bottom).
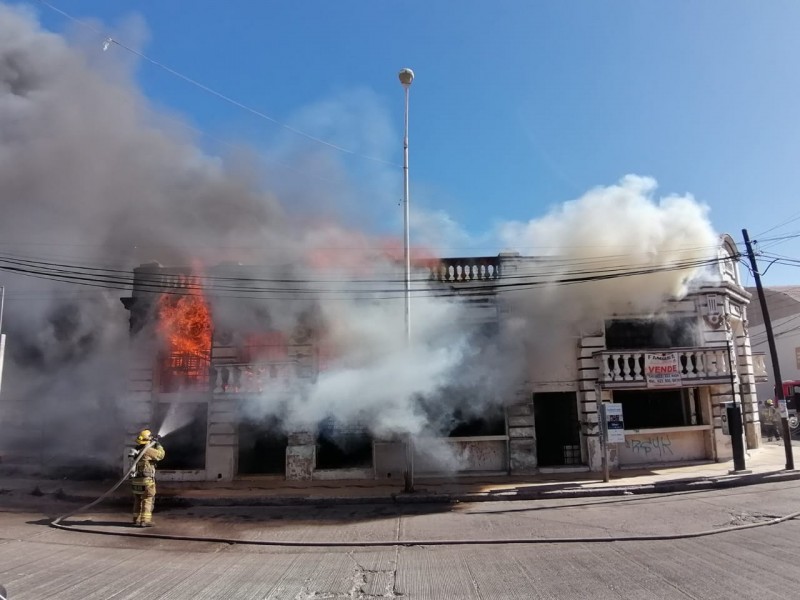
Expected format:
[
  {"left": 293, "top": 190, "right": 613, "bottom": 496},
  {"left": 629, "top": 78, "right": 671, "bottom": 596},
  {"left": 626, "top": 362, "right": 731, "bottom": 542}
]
[
  {"left": 645, "top": 352, "right": 682, "bottom": 388},
  {"left": 602, "top": 403, "right": 625, "bottom": 444}
]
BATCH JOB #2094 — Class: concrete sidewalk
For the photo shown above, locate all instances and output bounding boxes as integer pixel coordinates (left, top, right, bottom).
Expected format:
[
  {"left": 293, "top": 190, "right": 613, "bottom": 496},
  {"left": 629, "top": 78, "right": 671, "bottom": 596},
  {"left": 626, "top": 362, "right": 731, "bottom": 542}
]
[{"left": 2, "top": 442, "right": 799, "bottom": 508}]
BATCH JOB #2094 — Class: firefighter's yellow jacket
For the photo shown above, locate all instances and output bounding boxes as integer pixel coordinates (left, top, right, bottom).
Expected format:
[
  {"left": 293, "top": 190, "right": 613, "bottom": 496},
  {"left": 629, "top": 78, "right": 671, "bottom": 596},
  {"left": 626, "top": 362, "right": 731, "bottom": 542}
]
[{"left": 132, "top": 443, "right": 165, "bottom": 480}]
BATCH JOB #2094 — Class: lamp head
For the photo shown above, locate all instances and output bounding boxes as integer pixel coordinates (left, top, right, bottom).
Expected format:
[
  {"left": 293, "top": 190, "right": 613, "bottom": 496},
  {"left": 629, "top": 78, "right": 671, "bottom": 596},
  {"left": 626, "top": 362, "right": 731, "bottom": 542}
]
[{"left": 398, "top": 68, "right": 414, "bottom": 87}]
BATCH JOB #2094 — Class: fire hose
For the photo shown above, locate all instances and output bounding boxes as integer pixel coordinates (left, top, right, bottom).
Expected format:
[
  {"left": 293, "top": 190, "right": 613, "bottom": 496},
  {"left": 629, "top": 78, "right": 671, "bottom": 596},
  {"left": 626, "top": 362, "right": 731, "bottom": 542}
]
[
  {"left": 50, "top": 439, "right": 158, "bottom": 528},
  {"left": 48, "top": 469, "right": 800, "bottom": 547}
]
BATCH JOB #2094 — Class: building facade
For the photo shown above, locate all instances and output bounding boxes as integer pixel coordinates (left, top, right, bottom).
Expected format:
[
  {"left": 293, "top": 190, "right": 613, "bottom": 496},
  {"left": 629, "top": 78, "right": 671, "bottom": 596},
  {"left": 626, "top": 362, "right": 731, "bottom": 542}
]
[
  {"left": 121, "top": 235, "right": 767, "bottom": 482},
  {"left": 745, "top": 285, "right": 800, "bottom": 430}
]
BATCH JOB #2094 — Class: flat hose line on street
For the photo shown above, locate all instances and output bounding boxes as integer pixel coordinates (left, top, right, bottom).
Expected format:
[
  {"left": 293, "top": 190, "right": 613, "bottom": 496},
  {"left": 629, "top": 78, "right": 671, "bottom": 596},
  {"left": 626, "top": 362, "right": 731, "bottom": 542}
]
[
  {"left": 49, "top": 458, "right": 800, "bottom": 547},
  {"left": 48, "top": 512, "right": 800, "bottom": 547},
  {"left": 49, "top": 499, "right": 800, "bottom": 547}
]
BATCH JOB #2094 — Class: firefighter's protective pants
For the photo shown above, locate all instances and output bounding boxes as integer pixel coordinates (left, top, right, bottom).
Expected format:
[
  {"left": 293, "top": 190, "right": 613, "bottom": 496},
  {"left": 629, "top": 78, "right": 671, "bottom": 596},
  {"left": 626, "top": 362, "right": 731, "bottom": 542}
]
[{"left": 132, "top": 477, "right": 156, "bottom": 525}]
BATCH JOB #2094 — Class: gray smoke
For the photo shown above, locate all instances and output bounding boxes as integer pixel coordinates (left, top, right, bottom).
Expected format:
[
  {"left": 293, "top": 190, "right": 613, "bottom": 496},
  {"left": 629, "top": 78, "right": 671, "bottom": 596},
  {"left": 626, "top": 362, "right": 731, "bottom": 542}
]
[
  {"left": 0, "top": 5, "right": 490, "bottom": 470},
  {"left": 0, "top": 5, "right": 721, "bottom": 474},
  {"left": 0, "top": 4, "right": 288, "bottom": 466}
]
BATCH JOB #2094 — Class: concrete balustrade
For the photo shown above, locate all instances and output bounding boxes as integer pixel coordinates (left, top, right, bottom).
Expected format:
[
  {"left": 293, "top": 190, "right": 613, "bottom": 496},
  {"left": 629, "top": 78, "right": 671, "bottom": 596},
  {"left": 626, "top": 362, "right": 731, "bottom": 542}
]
[{"left": 595, "top": 347, "right": 736, "bottom": 388}]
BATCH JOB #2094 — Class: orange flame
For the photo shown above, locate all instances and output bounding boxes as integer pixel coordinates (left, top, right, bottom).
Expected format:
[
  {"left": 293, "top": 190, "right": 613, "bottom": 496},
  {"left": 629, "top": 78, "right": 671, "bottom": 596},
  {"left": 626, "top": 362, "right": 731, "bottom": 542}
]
[{"left": 157, "top": 286, "right": 212, "bottom": 360}]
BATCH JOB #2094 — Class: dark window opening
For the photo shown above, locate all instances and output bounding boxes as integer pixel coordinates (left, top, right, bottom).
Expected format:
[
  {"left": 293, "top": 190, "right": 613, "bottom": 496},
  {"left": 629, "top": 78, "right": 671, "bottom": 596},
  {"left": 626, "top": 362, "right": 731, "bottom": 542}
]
[
  {"left": 155, "top": 403, "right": 207, "bottom": 470},
  {"left": 316, "top": 418, "right": 372, "bottom": 469},
  {"left": 448, "top": 407, "right": 505, "bottom": 437},
  {"left": 533, "top": 392, "right": 582, "bottom": 467},
  {"left": 605, "top": 318, "right": 698, "bottom": 350},
  {"left": 238, "top": 415, "right": 288, "bottom": 475},
  {"left": 613, "top": 389, "right": 700, "bottom": 429}
]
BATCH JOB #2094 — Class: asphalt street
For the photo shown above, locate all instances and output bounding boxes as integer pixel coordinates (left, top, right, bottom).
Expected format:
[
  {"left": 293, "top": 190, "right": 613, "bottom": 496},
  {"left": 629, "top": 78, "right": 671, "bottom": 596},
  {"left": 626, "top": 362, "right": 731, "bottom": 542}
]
[{"left": 2, "top": 481, "right": 800, "bottom": 599}]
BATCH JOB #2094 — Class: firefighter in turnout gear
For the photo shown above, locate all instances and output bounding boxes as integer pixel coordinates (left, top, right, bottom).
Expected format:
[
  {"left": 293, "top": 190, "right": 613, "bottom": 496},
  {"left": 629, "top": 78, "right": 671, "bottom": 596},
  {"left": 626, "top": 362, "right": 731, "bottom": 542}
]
[
  {"left": 761, "top": 399, "right": 782, "bottom": 442},
  {"left": 130, "top": 429, "right": 165, "bottom": 527}
]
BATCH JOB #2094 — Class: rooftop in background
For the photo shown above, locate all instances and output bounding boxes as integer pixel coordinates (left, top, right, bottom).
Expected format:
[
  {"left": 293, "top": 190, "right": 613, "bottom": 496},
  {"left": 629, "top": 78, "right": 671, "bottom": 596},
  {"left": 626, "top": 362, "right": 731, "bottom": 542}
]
[{"left": 745, "top": 287, "right": 800, "bottom": 328}]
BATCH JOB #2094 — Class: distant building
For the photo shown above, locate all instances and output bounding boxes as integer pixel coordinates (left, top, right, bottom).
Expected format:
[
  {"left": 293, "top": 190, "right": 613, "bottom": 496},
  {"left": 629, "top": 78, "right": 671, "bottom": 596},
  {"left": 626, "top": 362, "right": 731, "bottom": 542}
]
[{"left": 745, "top": 286, "right": 800, "bottom": 428}]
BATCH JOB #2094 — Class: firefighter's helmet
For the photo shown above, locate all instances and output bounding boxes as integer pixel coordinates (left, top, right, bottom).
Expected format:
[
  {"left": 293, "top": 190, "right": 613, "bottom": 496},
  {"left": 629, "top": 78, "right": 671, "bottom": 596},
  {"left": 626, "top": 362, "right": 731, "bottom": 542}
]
[
  {"left": 765, "top": 399, "right": 774, "bottom": 407},
  {"left": 135, "top": 429, "right": 153, "bottom": 445}
]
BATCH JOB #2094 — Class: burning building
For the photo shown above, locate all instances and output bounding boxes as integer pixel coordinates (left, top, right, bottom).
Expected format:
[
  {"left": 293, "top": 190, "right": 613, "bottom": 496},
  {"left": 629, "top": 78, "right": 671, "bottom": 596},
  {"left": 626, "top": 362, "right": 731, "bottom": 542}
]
[
  {"left": 120, "top": 236, "right": 767, "bottom": 483},
  {"left": 0, "top": 6, "right": 769, "bottom": 483}
]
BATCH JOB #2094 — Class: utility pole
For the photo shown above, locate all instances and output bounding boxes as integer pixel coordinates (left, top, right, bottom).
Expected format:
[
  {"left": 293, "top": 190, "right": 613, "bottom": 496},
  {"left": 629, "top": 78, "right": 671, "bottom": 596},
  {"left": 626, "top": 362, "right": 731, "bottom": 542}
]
[
  {"left": 742, "top": 228, "right": 794, "bottom": 470},
  {"left": 726, "top": 339, "right": 747, "bottom": 472},
  {"left": 0, "top": 285, "right": 5, "bottom": 400}
]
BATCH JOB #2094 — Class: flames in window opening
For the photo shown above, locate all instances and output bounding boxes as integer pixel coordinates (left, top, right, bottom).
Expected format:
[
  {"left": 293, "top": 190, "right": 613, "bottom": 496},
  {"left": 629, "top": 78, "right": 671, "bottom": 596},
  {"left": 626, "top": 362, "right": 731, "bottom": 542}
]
[{"left": 157, "top": 283, "right": 212, "bottom": 392}]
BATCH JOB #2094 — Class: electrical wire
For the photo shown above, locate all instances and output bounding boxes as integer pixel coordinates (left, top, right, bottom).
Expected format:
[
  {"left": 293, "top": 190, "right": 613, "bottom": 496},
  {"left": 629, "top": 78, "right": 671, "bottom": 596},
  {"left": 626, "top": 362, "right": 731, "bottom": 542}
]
[
  {"left": 755, "top": 212, "right": 800, "bottom": 238},
  {"left": 0, "top": 242, "right": 716, "bottom": 281},
  {"left": 0, "top": 254, "right": 729, "bottom": 303},
  {"left": 35, "top": 0, "right": 400, "bottom": 169},
  {"left": 750, "top": 315, "right": 800, "bottom": 347}
]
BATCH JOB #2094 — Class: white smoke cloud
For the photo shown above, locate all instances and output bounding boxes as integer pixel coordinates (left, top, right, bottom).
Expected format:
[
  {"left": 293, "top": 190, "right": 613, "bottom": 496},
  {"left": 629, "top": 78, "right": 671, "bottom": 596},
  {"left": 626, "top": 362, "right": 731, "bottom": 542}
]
[
  {"left": 492, "top": 175, "right": 719, "bottom": 386},
  {"left": 498, "top": 174, "right": 719, "bottom": 323},
  {"left": 287, "top": 293, "right": 469, "bottom": 434}
]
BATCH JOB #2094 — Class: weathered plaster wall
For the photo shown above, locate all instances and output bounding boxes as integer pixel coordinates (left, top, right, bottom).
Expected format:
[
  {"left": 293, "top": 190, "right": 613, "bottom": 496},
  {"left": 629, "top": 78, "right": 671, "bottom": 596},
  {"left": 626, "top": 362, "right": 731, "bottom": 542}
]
[{"left": 619, "top": 428, "right": 708, "bottom": 465}]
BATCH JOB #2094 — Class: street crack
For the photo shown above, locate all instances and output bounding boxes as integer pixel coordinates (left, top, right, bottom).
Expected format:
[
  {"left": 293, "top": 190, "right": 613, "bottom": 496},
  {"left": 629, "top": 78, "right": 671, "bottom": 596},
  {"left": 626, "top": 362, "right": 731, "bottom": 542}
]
[{"left": 716, "top": 511, "right": 780, "bottom": 527}]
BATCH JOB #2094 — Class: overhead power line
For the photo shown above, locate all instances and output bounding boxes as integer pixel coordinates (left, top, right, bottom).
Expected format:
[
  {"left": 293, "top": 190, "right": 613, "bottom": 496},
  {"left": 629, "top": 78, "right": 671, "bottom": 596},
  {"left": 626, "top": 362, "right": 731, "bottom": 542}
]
[
  {"left": 0, "top": 244, "right": 725, "bottom": 284},
  {"left": 755, "top": 211, "right": 800, "bottom": 239},
  {"left": 0, "top": 251, "right": 729, "bottom": 301},
  {"left": 36, "top": 0, "right": 400, "bottom": 169}
]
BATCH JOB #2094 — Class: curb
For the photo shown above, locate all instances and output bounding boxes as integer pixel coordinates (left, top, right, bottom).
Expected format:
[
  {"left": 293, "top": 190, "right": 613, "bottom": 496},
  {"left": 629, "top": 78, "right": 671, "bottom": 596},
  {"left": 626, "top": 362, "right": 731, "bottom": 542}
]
[{"left": 11, "top": 469, "right": 800, "bottom": 509}]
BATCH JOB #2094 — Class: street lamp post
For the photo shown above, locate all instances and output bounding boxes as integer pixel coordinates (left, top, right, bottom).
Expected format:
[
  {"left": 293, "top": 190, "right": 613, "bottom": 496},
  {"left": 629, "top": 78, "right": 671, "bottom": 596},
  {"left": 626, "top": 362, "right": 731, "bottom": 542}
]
[
  {"left": 398, "top": 68, "right": 414, "bottom": 343},
  {"left": 398, "top": 67, "right": 415, "bottom": 493}
]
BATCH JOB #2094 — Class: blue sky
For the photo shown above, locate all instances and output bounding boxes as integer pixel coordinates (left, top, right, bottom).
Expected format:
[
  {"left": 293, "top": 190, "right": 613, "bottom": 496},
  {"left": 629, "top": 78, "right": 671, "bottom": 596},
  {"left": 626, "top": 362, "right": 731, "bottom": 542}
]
[{"left": 29, "top": 0, "right": 800, "bottom": 285}]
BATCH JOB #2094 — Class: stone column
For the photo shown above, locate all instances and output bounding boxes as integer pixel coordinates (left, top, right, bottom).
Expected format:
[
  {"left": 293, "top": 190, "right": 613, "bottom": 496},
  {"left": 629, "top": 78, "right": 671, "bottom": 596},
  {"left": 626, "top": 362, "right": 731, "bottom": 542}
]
[
  {"left": 579, "top": 334, "right": 606, "bottom": 471},
  {"left": 508, "top": 387, "right": 537, "bottom": 473},
  {"left": 206, "top": 397, "right": 236, "bottom": 481},
  {"left": 735, "top": 323, "right": 761, "bottom": 448},
  {"left": 286, "top": 431, "right": 316, "bottom": 480},
  {"left": 710, "top": 383, "right": 735, "bottom": 461}
]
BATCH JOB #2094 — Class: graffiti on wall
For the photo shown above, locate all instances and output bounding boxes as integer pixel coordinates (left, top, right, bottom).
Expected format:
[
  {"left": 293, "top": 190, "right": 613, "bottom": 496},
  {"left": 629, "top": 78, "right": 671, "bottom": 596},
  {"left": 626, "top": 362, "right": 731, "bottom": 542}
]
[{"left": 624, "top": 435, "right": 673, "bottom": 457}]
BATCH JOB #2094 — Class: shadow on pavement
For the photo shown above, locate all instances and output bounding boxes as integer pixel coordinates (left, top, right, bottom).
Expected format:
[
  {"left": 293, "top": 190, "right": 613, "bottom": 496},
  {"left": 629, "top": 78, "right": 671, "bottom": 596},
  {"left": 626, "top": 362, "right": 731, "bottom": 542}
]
[{"left": 166, "top": 501, "right": 456, "bottom": 527}]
